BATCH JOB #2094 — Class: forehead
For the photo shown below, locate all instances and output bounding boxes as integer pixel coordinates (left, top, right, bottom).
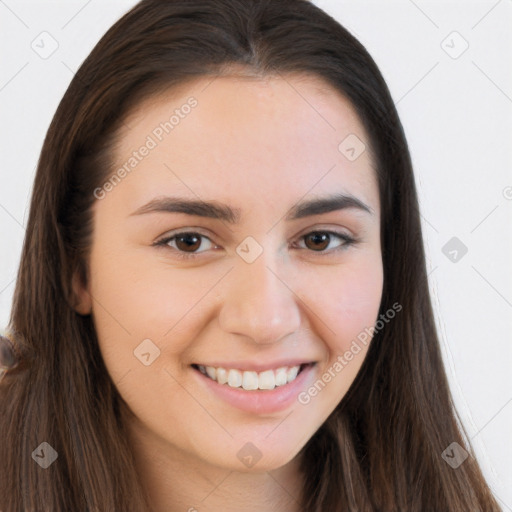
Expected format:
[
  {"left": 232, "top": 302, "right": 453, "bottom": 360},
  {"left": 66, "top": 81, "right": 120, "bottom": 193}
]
[{"left": 109, "top": 73, "right": 379, "bottom": 218}]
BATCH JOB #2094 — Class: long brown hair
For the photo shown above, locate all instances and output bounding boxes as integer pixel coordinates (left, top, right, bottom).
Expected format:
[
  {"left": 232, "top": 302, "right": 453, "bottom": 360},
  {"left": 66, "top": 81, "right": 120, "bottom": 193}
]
[{"left": 0, "top": 0, "right": 501, "bottom": 510}]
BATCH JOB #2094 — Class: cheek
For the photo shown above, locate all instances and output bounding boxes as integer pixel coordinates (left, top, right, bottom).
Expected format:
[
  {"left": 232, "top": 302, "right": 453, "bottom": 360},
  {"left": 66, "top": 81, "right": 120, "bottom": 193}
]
[
  {"left": 87, "top": 243, "right": 224, "bottom": 363},
  {"left": 304, "top": 252, "right": 384, "bottom": 355},
  {"left": 87, "top": 248, "right": 212, "bottom": 429},
  {"left": 295, "top": 256, "right": 383, "bottom": 413}
]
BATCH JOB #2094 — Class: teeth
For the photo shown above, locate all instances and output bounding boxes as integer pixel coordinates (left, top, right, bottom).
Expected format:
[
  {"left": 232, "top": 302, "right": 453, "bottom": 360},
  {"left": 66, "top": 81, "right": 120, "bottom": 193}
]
[
  {"left": 242, "top": 371, "right": 258, "bottom": 390},
  {"left": 216, "top": 367, "right": 228, "bottom": 384},
  {"left": 258, "top": 369, "right": 275, "bottom": 390},
  {"left": 228, "top": 368, "right": 242, "bottom": 388},
  {"left": 287, "top": 366, "right": 299, "bottom": 381},
  {"left": 275, "top": 367, "right": 288, "bottom": 386},
  {"left": 198, "top": 364, "right": 304, "bottom": 390}
]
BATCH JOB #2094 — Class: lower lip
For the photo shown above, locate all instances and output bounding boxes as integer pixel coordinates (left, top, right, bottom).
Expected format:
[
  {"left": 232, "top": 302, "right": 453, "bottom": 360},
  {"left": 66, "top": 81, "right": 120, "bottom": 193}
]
[{"left": 193, "top": 363, "right": 317, "bottom": 415}]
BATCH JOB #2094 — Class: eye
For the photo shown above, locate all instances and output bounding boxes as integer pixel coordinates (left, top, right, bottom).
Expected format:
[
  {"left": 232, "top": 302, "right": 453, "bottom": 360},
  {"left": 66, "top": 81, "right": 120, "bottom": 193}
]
[
  {"left": 153, "top": 228, "right": 357, "bottom": 260},
  {"left": 295, "top": 230, "right": 356, "bottom": 253},
  {"left": 154, "top": 231, "right": 217, "bottom": 258}
]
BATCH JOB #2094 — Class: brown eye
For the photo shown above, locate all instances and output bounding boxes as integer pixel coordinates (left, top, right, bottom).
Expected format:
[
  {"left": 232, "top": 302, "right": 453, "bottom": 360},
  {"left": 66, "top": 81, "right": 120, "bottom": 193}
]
[
  {"left": 297, "top": 230, "right": 356, "bottom": 253},
  {"left": 304, "top": 232, "right": 331, "bottom": 251},
  {"left": 175, "top": 233, "right": 202, "bottom": 252},
  {"left": 156, "top": 231, "right": 216, "bottom": 256}
]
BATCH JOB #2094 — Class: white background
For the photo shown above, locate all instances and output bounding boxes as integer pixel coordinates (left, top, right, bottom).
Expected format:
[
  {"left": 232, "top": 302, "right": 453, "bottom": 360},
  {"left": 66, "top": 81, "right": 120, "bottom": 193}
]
[{"left": 1, "top": 0, "right": 511, "bottom": 508}]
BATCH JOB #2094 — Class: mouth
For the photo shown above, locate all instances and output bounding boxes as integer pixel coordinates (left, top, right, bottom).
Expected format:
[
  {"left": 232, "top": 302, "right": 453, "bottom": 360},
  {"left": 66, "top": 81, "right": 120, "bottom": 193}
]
[{"left": 191, "top": 362, "right": 315, "bottom": 391}]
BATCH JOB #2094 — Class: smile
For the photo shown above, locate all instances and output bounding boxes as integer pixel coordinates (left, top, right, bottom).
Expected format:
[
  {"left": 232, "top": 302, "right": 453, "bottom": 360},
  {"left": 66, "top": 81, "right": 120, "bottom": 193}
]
[
  {"left": 191, "top": 361, "right": 317, "bottom": 414},
  {"left": 192, "top": 363, "right": 312, "bottom": 391}
]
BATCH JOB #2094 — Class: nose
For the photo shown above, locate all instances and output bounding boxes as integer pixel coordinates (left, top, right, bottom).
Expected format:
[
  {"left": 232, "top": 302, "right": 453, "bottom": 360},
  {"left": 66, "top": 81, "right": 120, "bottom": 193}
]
[{"left": 217, "top": 252, "right": 302, "bottom": 345}]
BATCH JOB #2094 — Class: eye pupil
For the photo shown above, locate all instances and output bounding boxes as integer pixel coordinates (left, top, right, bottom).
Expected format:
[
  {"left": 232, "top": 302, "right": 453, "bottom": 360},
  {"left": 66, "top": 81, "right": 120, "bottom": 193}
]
[
  {"left": 305, "top": 232, "right": 330, "bottom": 251},
  {"left": 176, "top": 234, "right": 201, "bottom": 252}
]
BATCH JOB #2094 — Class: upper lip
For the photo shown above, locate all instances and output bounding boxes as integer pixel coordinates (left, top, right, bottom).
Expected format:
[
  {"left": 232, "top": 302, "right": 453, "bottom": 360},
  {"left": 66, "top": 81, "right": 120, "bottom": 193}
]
[{"left": 192, "top": 359, "right": 315, "bottom": 372}]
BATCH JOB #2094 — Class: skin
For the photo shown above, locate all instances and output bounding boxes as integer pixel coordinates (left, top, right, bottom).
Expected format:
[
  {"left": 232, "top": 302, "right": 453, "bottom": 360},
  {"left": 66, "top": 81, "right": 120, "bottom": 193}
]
[{"left": 73, "top": 72, "right": 383, "bottom": 512}]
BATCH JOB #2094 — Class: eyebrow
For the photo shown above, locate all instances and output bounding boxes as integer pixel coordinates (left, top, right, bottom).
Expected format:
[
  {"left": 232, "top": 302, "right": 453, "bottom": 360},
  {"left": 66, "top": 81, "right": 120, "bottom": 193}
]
[{"left": 129, "top": 192, "right": 373, "bottom": 222}]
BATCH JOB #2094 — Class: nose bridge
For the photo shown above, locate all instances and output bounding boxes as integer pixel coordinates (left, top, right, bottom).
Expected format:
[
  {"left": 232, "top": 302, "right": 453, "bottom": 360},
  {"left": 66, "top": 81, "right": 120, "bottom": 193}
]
[{"left": 217, "top": 249, "right": 301, "bottom": 344}]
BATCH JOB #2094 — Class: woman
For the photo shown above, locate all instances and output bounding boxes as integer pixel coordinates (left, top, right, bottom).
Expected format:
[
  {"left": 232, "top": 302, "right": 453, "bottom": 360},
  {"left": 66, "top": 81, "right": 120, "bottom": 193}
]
[{"left": 0, "top": 0, "right": 501, "bottom": 510}]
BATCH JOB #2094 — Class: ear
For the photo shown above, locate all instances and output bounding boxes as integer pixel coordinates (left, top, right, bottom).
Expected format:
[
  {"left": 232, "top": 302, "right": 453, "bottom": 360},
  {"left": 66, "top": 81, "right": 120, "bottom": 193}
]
[{"left": 71, "top": 266, "right": 93, "bottom": 315}]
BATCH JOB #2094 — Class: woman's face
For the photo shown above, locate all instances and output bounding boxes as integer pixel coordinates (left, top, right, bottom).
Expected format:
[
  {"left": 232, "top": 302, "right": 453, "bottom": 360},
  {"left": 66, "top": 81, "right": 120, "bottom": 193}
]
[{"left": 76, "top": 73, "right": 383, "bottom": 472}]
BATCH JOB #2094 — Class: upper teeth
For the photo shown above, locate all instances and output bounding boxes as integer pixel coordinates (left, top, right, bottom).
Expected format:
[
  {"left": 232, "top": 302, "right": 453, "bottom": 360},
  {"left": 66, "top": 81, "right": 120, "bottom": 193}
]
[{"left": 197, "top": 365, "right": 301, "bottom": 390}]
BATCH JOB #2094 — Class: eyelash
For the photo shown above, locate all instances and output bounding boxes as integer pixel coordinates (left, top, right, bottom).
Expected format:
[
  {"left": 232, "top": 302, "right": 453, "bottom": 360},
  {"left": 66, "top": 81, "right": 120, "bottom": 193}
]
[{"left": 153, "top": 229, "right": 357, "bottom": 260}]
